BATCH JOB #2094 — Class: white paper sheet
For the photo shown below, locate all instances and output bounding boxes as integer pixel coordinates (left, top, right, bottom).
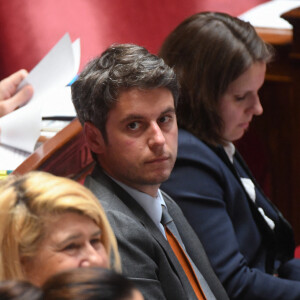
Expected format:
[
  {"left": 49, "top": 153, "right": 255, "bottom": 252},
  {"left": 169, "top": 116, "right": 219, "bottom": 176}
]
[
  {"left": 41, "top": 86, "right": 76, "bottom": 118},
  {"left": 0, "top": 144, "right": 30, "bottom": 170},
  {"left": 239, "top": 1, "right": 300, "bottom": 29},
  {"left": 0, "top": 100, "right": 42, "bottom": 153},
  {"left": 0, "top": 33, "right": 80, "bottom": 170}
]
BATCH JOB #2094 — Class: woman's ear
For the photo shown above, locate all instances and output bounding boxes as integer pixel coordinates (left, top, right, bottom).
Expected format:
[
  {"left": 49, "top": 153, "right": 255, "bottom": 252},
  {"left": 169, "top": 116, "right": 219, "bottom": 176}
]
[{"left": 84, "top": 122, "right": 106, "bottom": 154}]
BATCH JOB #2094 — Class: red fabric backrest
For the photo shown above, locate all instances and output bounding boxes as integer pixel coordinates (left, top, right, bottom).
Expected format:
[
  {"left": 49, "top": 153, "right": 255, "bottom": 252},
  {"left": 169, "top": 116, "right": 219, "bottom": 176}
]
[
  {"left": 3, "top": 0, "right": 270, "bottom": 191},
  {"left": 0, "top": 0, "right": 268, "bottom": 79}
]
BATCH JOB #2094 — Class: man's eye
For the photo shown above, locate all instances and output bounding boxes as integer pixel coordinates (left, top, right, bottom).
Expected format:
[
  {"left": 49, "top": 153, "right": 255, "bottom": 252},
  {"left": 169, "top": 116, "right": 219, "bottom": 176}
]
[
  {"left": 159, "top": 116, "right": 171, "bottom": 123},
  {"left": 127, "top": 122, "right": 140, "bottom": 130}
]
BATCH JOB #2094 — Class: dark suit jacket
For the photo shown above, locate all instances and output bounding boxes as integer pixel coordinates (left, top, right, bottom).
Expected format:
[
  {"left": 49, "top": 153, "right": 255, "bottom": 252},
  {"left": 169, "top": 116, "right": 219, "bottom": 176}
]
[
  {"left": 161, "top": 129, "right": 300, "bottom": 300},
  {"left": 85, "top": 165, "right": 229, "bottom": 300}
]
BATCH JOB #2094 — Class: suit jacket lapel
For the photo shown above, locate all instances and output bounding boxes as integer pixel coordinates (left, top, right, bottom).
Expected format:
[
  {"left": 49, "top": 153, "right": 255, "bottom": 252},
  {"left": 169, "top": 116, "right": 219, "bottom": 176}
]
[
  {"left": 91, "top": 166, "right": 196, "bottom": 296},
  {"left": 234, "top": 150, "right": 295, "bottom": 260},
  {"left": 211, "top": 146, "right": 278, "bottom": 262},
  {"left": 211, "top": 145, "right": 295, "bottom": 268}
]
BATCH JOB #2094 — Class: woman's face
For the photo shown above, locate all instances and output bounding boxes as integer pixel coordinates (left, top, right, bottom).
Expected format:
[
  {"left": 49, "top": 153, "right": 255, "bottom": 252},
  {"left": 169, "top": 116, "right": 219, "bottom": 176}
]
[
  {"left": 218, "top": 62, "right": 266, "bottom": 142},
  {"left": 22, "top": 212, "right": 109, "bottom": 286}
]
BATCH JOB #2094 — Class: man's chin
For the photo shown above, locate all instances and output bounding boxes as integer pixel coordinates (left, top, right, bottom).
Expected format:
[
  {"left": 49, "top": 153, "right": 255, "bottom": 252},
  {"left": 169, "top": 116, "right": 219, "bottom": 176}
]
[{"left": 147, "top": 173, "right": 172, "bottom": 185}]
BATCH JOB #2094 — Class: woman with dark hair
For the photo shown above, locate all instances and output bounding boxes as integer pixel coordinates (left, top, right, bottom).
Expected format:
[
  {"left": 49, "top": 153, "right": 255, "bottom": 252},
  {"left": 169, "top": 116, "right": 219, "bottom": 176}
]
[
  {"left": 160, "top": 12, "right": 300, "bottom": 300},
  {"left": 42, "top": 267, "right": 143, "bottom": 300}
]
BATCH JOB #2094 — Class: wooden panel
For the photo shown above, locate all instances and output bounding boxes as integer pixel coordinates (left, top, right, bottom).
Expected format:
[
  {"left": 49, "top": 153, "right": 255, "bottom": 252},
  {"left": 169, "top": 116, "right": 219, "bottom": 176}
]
[
  {"left": 13, "top": 119, "right": 95, "bottom": 183},
  {"left": 239, "top": 7, "right": 300, "bottom": 244},
  {"left": 256, "top": 27, "right": 292, "bottom": 45}
]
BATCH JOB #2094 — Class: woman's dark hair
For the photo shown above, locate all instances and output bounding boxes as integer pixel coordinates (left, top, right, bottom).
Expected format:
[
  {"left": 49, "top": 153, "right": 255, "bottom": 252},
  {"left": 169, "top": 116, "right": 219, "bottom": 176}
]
[
  {"left": 42, "top": 267, "right": 139, "bottom": 300},
  {"left": 0, "top": 280, "right": 42, "bottom": 300},
  {"left": 159, "top": 12, "right": 274, "bottom": 145}
]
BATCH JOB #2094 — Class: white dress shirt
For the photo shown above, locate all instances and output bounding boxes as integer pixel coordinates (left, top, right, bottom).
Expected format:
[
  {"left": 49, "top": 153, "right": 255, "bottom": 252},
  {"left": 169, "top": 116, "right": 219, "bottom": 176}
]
[
  {"left": 224, "top": 143, "right": 275, "bottom": 230},
  {"left": 110, "top": 177, "right": 167, "bottom": 237}
]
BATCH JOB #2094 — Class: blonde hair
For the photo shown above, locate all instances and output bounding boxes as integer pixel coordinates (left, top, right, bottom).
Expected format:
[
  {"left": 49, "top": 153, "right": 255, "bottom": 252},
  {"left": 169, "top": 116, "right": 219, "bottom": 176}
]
[{"left": 0, "top": 171, "right": 121, "bottom": 281}]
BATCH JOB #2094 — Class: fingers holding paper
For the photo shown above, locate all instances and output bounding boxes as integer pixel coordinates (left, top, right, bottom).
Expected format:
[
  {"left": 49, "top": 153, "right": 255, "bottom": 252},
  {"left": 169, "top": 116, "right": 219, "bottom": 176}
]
[{"left": 0, "top": 69, "right": 34, "bottom": 117}]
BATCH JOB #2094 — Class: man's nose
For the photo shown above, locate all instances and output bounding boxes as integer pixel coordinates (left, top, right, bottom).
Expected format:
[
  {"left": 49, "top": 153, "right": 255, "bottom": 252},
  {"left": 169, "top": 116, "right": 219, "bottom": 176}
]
[{"left": 148, "top": 122, "right": 165, "bottom": 149}]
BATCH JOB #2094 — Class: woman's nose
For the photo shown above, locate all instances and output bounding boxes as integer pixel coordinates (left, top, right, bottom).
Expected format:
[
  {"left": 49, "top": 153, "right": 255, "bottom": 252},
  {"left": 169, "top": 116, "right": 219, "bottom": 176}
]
[
  {"left": 80, "top": 244, "right": 109, "bottom": 268},
  {"left": 252, "top": 94, "right": 263, "bottom": 116}
]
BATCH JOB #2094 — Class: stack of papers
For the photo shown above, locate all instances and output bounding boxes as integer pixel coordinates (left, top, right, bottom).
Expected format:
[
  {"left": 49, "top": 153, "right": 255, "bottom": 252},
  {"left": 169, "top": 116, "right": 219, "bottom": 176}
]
[{"left": 0, "top": 33, "right": 80, "bottom": 170}]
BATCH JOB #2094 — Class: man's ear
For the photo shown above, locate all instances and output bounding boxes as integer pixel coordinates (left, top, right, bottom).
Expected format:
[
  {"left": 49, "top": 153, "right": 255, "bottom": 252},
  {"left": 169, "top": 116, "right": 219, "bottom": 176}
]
[{"left": 84, "top": 122, "right": 106, "bottom": 154}]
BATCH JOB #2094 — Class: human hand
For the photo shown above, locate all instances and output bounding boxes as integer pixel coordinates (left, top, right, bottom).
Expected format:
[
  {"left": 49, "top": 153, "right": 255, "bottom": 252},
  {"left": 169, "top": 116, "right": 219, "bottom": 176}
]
[{"left": 0, "top": 69, "right": 34, "bottom": 117}]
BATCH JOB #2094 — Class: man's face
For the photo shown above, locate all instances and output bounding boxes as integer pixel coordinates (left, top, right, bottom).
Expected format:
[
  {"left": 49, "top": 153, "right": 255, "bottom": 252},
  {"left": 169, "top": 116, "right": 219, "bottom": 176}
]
[{"left": 96, "top": 87, "right": 178, "bottom": 197}]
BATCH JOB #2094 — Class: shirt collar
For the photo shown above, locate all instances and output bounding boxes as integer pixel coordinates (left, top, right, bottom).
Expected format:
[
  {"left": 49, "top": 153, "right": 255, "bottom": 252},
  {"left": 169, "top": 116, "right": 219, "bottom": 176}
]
[
  {"left": 108, "top": 175, "right": 166, "bottom": 234},
  {"left": 223, "top": 142, "right": 235, "bottom": 163}
]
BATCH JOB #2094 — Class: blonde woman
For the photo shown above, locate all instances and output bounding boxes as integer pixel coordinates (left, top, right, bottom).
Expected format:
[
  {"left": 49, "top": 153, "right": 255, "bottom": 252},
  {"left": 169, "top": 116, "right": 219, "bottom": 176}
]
[{"left": 0, "top": 171, "right": 120, "bottom": 286}]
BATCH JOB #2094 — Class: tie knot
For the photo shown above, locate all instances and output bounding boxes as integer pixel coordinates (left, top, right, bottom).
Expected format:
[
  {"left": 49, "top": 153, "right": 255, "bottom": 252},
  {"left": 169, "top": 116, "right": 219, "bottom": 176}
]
[{"left": 161, "top": 205, "right": 173, "bottom": 226}]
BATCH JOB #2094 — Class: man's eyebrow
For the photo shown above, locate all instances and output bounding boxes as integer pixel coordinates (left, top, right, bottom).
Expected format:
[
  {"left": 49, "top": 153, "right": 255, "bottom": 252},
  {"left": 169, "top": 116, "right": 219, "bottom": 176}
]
[
  {"left": 120, "top": 114, "right": 145, "bottom": 124},
  {"left": 120, "top": 107, "right": 176, "bottom": 124},
  {"left": 161, "top": 107, "right": 176, "bottom": 115}
]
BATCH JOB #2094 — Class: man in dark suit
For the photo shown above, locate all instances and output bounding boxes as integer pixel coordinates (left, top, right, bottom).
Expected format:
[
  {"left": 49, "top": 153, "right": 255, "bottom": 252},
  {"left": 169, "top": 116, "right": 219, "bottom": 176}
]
[{"left": 71, "top": 44, "right": 229, "bottom": 300}]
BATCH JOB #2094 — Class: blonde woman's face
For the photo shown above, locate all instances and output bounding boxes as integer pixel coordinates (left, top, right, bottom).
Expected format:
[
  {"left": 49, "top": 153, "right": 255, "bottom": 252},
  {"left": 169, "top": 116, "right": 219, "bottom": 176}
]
[{"left": 22, "top": 212, "right": 109, "bottom": 286}]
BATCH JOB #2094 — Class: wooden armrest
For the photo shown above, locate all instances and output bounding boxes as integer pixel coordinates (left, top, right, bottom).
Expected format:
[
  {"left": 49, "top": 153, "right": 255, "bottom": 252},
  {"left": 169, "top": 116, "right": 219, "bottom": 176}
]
[
  {"left": 13, "top": 118, "right": 95, "bottom": 181},
  {"left": 256, "top": 27, "right": 292, "bottom": 45}
]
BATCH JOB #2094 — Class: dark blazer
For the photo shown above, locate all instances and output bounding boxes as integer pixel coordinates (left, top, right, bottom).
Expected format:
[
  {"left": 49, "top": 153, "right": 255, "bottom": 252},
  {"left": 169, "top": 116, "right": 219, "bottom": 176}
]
[
  {"left": 85, "top": 165, "right": 229, "bottom": 300},
  {"left": 161, "top": 129, "right": 300, "bottom": 300}
]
